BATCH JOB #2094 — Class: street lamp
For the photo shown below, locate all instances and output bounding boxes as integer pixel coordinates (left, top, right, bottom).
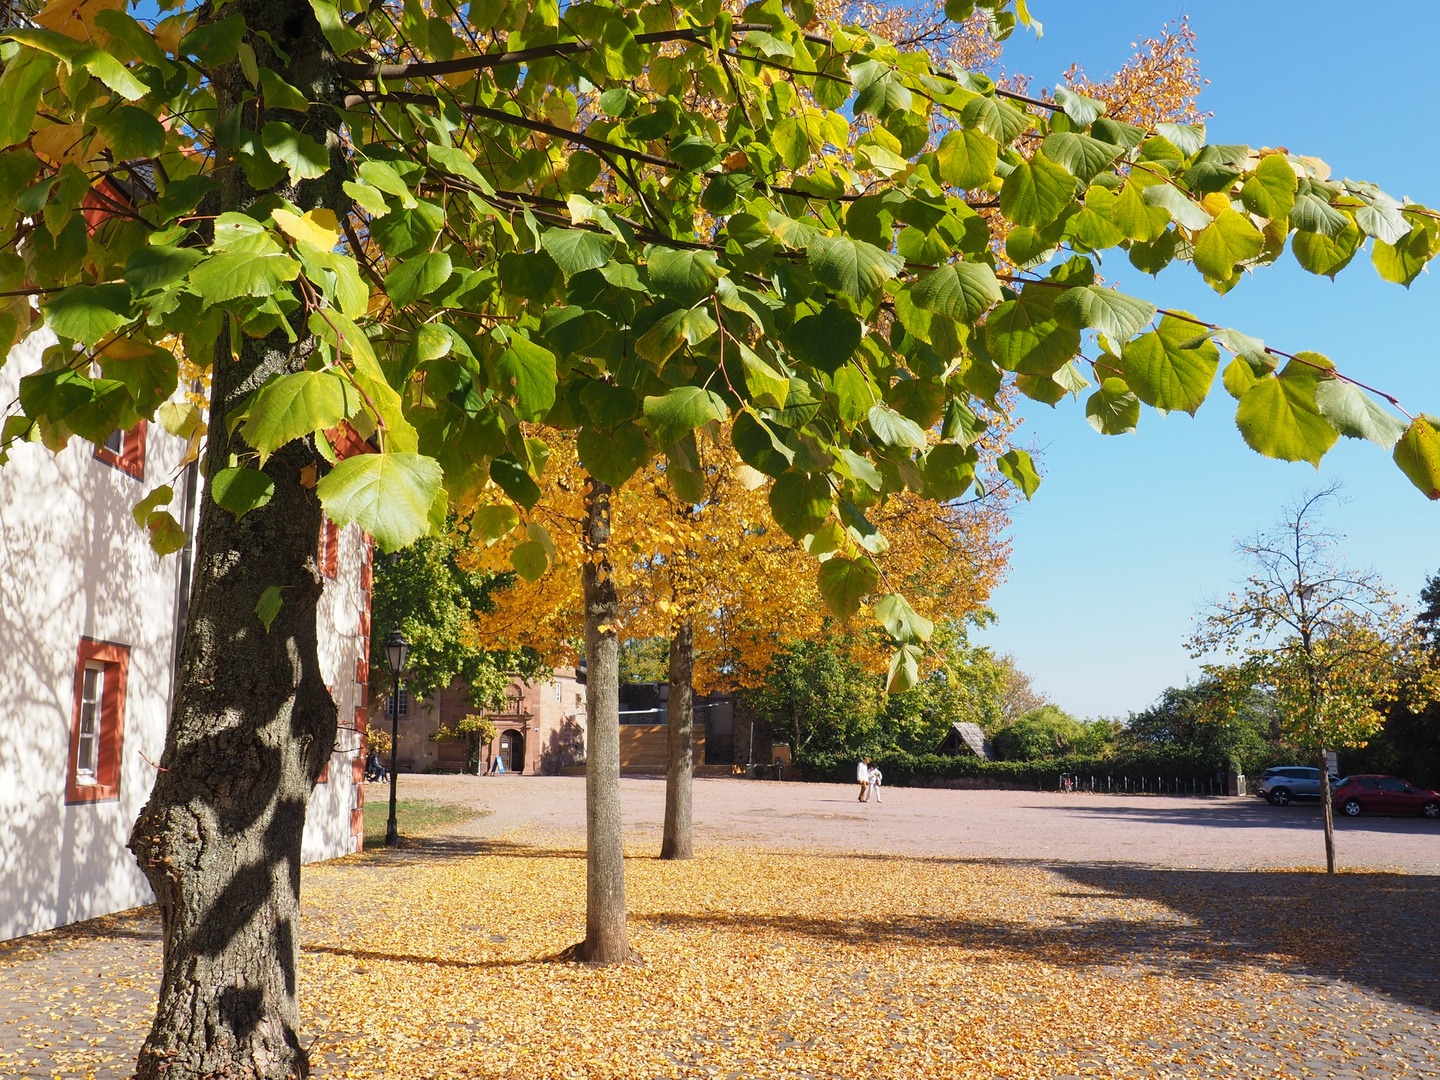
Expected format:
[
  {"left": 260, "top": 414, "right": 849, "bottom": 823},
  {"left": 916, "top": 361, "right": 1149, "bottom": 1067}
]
[{"left": 384, "top": 630, "right": 410, "bottom": 847}]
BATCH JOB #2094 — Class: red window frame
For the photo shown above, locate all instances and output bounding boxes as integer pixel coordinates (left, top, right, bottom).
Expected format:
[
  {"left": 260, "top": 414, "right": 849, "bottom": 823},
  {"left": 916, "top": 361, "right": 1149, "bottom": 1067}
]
[
  {"left": 66, "top": 639, "right": 129, "bottom": 804},
  {"left": 318, "top": 516, "right": 339, "bottom": 578},
  {"left": 93, "top": 420, "right": 147, "bottom": 480}
]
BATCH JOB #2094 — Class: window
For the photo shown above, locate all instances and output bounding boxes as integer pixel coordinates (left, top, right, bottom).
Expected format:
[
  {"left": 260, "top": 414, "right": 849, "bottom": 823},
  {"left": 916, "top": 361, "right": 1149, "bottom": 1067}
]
[
  {"left": 66, "top": 639, "right": 129, "bottom": 804},
  {"left": 1378, "top": 777, "right": 1408, "bottom": 792},
  {"left": 93, "top": 421, "right": 147, "bottom": 480},
  {"left": 318, "top": 516, "right": 339, "bottom": 578},
  {"left": 555, "top": 683, "right": 562, "bottom": 702},
  {"left": 389, "top": 685, "right": 409, "bottom": 719}
]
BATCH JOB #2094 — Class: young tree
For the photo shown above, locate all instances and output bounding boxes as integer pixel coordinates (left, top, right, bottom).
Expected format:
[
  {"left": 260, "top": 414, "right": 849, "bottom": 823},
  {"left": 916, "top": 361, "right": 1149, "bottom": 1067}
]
[
  {"left": 1190, "top": 487, "right": 1435, "bottom": 873},
  {"left": 7, "top": 0, "right": 1440, "bottom": 1072}
]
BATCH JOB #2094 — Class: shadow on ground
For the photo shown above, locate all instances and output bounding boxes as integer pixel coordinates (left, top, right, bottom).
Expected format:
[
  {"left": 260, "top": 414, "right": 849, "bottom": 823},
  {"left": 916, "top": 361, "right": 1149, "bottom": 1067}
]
[
  {"left": 632, "top": 862, "right": 1440, "bottom": 1015},
  {"left": 1039, "top": 797, "right": 1440, "bottom": 835}
]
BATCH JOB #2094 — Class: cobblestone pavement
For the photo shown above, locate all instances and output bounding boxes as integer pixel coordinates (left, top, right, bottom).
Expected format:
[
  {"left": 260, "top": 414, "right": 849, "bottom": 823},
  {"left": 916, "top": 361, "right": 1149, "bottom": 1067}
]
[{"left": 2, "top": 779, "right": 1438, "bottom": 1078}]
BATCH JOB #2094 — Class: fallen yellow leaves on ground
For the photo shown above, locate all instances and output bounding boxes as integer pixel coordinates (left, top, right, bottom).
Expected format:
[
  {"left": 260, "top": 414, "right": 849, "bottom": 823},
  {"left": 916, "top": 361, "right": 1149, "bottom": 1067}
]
[{"left": 5, "top": 832, "right": 1439, "bottom": 1079}]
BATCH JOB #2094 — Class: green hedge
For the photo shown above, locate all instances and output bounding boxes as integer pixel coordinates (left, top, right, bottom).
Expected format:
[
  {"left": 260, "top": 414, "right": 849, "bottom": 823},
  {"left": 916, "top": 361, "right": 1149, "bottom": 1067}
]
[{"left": 793, "top": 749, "right": 1231, "bottom": 790}]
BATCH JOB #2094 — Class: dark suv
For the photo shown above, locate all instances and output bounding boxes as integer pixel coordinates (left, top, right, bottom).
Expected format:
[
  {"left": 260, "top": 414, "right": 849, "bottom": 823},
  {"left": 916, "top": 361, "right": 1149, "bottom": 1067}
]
[{"left": 1255, "top": 766, "right": 1339, "bottom": 806}]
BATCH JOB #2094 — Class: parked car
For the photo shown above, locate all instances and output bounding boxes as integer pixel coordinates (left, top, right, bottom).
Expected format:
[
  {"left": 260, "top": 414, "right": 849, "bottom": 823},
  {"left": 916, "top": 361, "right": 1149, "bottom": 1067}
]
[
  {"left": 1255, "top": 766, "right": 1339, "bottom": 805},
  {"left": 1333, "top": 775, "right": 1440, "bottom": 819}
]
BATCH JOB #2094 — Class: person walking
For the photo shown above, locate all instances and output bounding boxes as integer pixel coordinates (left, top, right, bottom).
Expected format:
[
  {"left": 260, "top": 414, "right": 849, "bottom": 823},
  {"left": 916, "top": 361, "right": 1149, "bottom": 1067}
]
[
  {"left": 868, "top": 762, "right": 883, "bottom": 804},
  {"left": 856, "top": 756, "right": 871, "bottom": 802}
]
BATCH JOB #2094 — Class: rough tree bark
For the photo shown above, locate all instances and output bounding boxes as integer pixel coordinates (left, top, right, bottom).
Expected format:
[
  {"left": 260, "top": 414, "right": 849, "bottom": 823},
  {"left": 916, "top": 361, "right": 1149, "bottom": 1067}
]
[
  {"left": 660, "top": 619, "right": 694, "bottom": 860},
  {"left": 126, "top": 5, "right": 346, "bottom": 1076},
  {"left": 574, "top": 476, "right": 637, "bottom": 962},
  {"left": 1318, "top": 747, "right": 1337, "bottom": 874}
]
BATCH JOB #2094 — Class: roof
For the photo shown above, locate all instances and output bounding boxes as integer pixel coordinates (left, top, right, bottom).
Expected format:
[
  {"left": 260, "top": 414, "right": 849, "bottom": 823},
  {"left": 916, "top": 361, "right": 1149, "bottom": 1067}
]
[{"left": 941, "top": 722, "right": 994, "bottom": 760}]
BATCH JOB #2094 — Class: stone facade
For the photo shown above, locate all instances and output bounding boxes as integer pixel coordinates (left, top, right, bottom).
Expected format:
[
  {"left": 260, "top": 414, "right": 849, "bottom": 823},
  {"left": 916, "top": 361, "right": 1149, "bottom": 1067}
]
[{"left": 0, "top": 332, "right": 371, "bottom": 942}]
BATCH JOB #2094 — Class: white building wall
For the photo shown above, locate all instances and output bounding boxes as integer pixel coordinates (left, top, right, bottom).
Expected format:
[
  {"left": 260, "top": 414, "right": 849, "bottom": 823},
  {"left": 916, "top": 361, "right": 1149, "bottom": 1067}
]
[{"left": 0, "top": 334, "right": 367, "bottom": 942}]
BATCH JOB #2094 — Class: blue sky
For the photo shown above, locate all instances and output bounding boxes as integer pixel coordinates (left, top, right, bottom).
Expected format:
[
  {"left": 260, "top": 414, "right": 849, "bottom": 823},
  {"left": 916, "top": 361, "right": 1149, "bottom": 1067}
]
[{"left": 972, "top": 2, "right": 1440, "bottom": 718}]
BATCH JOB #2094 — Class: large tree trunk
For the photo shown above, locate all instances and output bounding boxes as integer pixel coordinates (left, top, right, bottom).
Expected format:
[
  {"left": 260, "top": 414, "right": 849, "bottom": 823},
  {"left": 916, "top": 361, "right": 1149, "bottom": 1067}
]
[
  {"left": 1318, "top": 747, "right": 1336, "bottom": 874},
  {"left": 575, "top": 476, "right": 636, "bottom": 962},
  {"left": 661, "top": 619, "right": 694, "bottom": 860},
  {"left": 127, "top": 7, "right": 346, "bottom": 1077}
]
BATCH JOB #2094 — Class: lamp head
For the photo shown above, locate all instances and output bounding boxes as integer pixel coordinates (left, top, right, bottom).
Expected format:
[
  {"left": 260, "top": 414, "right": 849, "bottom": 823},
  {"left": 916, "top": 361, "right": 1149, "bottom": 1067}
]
[{"left": 385, "top": 630, "right": 410, "bottom": 674}]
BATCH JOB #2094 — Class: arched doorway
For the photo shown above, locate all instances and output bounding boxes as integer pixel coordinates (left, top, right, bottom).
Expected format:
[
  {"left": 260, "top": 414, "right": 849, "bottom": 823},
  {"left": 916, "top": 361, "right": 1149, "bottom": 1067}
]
[{"left": 498, "top": 728, "right": 525, "bottom": 774}]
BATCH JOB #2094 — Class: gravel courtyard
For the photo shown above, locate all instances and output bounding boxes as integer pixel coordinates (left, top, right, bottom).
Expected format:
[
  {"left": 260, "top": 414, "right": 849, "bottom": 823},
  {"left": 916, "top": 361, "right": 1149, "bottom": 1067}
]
[{"left": 3, "top": 777, "right": 1438, "bottom": 1078}]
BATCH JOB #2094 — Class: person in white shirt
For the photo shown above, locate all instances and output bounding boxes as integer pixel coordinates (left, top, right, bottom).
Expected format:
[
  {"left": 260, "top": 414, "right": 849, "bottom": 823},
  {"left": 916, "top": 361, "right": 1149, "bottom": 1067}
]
[
  {"left": 856, "top": 756, "right": 871, "bottom": 802},
  {"left": 868, "top": 763, "right": 883, "bottom": 804}
]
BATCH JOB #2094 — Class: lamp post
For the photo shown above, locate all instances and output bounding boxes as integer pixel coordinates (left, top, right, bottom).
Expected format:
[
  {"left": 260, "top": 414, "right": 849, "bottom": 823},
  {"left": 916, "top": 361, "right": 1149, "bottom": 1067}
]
[{"left": 384, "top": 630, "right": 410, "bottom": 847}]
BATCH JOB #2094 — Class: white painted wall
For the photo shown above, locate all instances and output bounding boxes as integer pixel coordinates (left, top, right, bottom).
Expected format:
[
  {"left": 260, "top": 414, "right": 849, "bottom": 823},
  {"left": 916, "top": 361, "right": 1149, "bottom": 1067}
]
[{"left": 0, "top": 334, "right": 367, "bottom": 941}]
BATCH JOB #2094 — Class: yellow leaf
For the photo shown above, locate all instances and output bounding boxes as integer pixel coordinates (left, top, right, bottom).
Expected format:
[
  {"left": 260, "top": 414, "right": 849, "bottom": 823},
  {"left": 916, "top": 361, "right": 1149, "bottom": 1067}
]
[
  {"left": 35, "top": 0, "right": 121, "bottom": 36},
  {"left": 1200, "top": 191, "right": 1231, "bottom": 218},
  {"left": 272, "top": 208, "right": 341, "bottom": 251}
]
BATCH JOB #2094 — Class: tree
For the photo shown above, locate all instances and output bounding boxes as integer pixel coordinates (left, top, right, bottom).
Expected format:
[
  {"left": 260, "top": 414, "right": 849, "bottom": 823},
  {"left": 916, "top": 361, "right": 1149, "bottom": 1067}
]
[
  {"left": 6, "top": 0, "right": 1440, "bottom": 1071},
  {"left": 1121, "top": 677, "right": 1278, "bottom": 774},
  {"left": 369, "top": 532, "right": 545, "bottom": 710},
  {"left": 746, "top": 636, "right": 883, "bottom": 757},
  {"left": 991, "top": 703, "right": 1111, "bottom": 760},
  {"left": 1190, "top": 487, "right": 1435, "bottom": 873}
]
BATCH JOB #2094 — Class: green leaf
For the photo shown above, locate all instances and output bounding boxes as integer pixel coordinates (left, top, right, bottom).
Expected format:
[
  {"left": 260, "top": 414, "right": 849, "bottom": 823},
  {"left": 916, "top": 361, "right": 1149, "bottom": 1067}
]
[
  {"left": 635, "top": 306, "right": 718, "bottom": 364},
  {"left": 146, "top": 510, "right": 188, "bottom": 557},
  {"left": 1193, "top": 209, "right": 1265, "bottom": 281},
  {"left": 645, "top": 246, "right": 721, "bottom": 307},
  {"left": 490, "top": 454, "right": 542, "bottom": 509},
  {"left": 212, "top": 466, "right": 276, "bottom": 519},
  {"left": 132, "top": 485, "right": 174, "bottom": 528},
  {"left": 1314, "top": 380, "right": 1408, "bottom": 450},
  {"left": 1112, "top": 182, "right": 1171, "bottom": 242},
  {"left": 1234, "top": 371, "right": 1338, "bottom": 465},
  {"left": 126, "top": 246, "right": 203, "bottom": 294},
  {"left": 1000, "top": 152, "right": 1076, "bottom": 228},
  {"left": 935, "top": 129, "right": 998, "bottom": 189},
  {"left": 1292, "top": 221, "right": 1362, "bottom": 279},
  {"left": 787, "top": 304, "right": 861, "bottom": 374},
  {"left": 997, "top": 448, "right": 1041, "bottom": 499},
  {"left": 1155, "top": 121, "right": 1205, "bottom": 156},
  {"left": 95, "top": 104, "right": 168, "bottom": 160},
  {"left": 1140, "top": 184, "right": 1211, "bottom": 231},
  {"left": 179, "top": 13, "right": 246, "bottom": 66},
  {"left": 910, "top": 261, "right": 1002, "bottom": 323},
  {"left": 1052, "top": 86, "right": 1106, "bottom": 128},
  {"left": 42, "top": 284, "right": 132, "bottom": 347},
  {"left": 259, "top": 69, "right": 310, "bottom": 112},
  {"left": 190, "top": 252, "right": 300, "bottom": 303},
  {"left": 78, "top": 47, "right": 149, "bottom": 101},
  {"left": 1394, "top": 418, "right": 1440, "bottom": 499},
  {"left": 1120, "top": 313, "right": 1220, "bottom": 414},
  {"left": 1373, "top": 223, "right": 1436, "bottom": 287},
  {"left": 1053, "top": 286, "right": 1156, "bottom": 342},
  {"left": 0, "top": 50, "right": 51, "bottom": 151},
  {"left": 1290, "top": 193, "right": 1350, "bottom": 238},
  {"left": 1240, "top": 154, "right": 1297, "bottom": 220},
  {"left": 643, "top": 385, "right": 728, "bottom": 448},
  {"left": 510, "top": 540, "right": 550, "bottom": 581},
  {"left": 384, "top": 251, "right": 452, "bottom": 308},
  {"left": 984, "top": 295, "right": 1080, "bottom": 376},
  {"left": 256, "top": 586, "right": 284, "bottom": 633},
  {"left": 867, "top": 404, "right": 927, "bottom": 449},
  {"left": 874, "top": 593, "right": 934, "bottom": 644},
  {"left": 315, "top": 451, "right": 444, "bottom": 552},
  {"left": 960, "top": 95, "right": 1032, "bottom": 144},
  {"left": 732, "top": 410, "right": 794, "bottom": 477},
  {"left": 920, "top": 442, "right": 976, "bottom": 500},
  {"left": 886, "top": 644, "right": 923, "bottom": 694},
  {"left": 540, "top": 229, "right": 616, "bottom": 277},
  {"left": 769, "top": 471, "right": 834, "bottom": 539},
  {"left": 1040, "top": 132, "right": 1121, "bottom": 184},
  {"left": 261, "top": 122, "right": 331, "bottom": 183},
  {"left": 1085, "top": 377, "right": 1141, "bottom": 435},
  {"left": 491, "top": 335, "right": 557, "bottom": 421},
  {"left": 470, "top": 503, "right": 520, "bottom": 543},
  {"left": 577, "top": 423, "right": 648, "bottom": 487},
  {"left": 807, "top": 234, "right": 903, "bottom": 298},
  {"left": 739, "top": 349, "right": 791, "bottom": 410},
  {"left": 308, "top": 0, "right": 365, "bottom": 55},
  {"left": 577, "top": 380, "right": 640, "bottom": 428},
  {"left": 242, "top": 371, "right": 357, "bottom": 463},
  {"left": 817, "top": 556, "right": 879, "bottom": 619}
]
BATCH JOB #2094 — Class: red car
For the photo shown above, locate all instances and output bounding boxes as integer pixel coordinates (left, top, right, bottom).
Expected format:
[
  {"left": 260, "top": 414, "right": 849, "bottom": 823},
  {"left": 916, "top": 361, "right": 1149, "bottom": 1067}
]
[{"left": 1333, "top": 775, "right": 1440, "bottom": 819}]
